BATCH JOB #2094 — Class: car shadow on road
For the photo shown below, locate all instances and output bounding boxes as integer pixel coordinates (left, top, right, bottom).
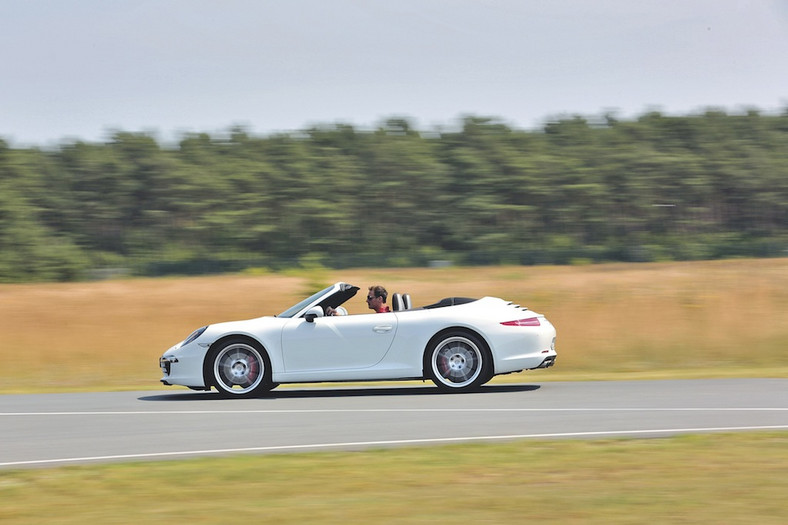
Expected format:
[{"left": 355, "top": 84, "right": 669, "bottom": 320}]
[{"left": 138, "top": 384, "right": 541, "bottom": 402}]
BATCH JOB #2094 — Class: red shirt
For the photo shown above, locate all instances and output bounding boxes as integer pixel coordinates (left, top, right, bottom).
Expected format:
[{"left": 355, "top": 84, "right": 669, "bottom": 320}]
[{"left": 375, "top": 305, "right": 391, "bottom": 313}]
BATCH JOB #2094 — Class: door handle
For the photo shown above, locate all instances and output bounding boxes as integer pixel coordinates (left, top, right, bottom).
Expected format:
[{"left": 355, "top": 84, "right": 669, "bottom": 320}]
[{"left": 373, "top": 325, "right": 393, "bottom": 333}]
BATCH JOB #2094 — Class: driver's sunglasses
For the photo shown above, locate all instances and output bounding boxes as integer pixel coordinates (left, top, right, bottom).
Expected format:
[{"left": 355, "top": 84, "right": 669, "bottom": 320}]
[{"left": 366, "top": 295, "right": 376, "bottom": 301}]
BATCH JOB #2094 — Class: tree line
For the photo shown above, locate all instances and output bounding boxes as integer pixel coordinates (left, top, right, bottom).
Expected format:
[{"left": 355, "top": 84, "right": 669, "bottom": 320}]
[{"left": 1, "top": 110, "right": 787, "bottom": 282}]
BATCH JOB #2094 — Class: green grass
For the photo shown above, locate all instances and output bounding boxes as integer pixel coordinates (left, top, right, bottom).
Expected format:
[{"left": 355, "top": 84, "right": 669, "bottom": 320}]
[{"left": 1, "top": 432, "right": 786, "bottom": 524}]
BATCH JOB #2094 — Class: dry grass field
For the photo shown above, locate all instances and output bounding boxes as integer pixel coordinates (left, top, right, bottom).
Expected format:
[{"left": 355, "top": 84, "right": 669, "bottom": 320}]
[{"left": 1, "top": 258, "right": 787, "bottom": 393}]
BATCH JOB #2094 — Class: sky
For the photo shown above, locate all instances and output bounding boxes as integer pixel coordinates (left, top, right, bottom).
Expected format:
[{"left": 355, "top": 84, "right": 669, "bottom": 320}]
[{"left": 2, "top": 0, "right": 787, "bottom": 146}]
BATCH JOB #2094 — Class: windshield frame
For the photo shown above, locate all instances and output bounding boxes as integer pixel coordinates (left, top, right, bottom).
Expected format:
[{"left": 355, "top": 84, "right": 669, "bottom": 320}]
[{"left": 277, "top": 284, "right": 337, "bottom": 318}]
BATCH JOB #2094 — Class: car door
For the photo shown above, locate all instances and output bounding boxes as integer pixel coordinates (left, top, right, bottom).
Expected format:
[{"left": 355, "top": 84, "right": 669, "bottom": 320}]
[{"left": 281, "top": 312, "right": 398, "bottom": 372}]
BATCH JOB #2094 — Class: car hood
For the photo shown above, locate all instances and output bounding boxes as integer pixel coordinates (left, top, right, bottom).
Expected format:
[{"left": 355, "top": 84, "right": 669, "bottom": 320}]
[{"left": 200, "top": 315, "right": 281, "bottom": 340}]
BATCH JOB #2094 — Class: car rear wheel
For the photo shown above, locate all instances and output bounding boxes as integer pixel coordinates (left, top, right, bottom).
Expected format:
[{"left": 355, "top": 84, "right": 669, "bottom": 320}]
[
  {"left": 209, "top": 338, "right": 273, "bottom": 397},
  {"left": 425, "top": 331, "right": 492, "bottom": 392}
]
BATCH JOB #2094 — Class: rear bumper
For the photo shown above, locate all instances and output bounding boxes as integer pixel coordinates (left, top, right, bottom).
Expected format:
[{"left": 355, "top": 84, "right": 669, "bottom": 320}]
[
  {"left": 536, "top": 355, "right": 556, "bottom": 368},
  {"left": 493, "top": 323, "right": 557, "bottom": 374}
]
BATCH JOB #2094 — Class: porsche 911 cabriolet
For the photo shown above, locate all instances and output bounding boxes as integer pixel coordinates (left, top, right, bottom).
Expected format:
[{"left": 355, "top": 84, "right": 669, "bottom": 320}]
[{"left": 160, "top": 282, "right": 556, "bottom": 396}]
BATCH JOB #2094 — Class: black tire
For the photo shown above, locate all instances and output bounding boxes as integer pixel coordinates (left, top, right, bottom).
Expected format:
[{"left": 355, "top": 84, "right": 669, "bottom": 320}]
[
  {"left": 208, "top": 338, "right": 274, "bottom": 398},
  {"left": 424, "top": 330, "right": 492, "bottom": 392}
]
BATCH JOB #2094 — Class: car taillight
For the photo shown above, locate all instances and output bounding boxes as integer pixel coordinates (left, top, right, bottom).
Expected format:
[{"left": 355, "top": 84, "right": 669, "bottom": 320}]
[{"left": 501, "top": 317, "right": 541, "bottom": 327}]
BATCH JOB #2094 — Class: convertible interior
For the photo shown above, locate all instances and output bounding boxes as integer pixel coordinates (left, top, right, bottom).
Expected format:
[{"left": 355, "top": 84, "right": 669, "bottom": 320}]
[{"left": 315, "top": 283, "right": 478, "bottom": 316}]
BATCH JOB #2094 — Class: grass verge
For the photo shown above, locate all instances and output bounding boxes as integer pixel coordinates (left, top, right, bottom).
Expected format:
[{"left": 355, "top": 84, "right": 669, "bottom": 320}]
[
  {"left": 1, "top": 432, "right": 786, "bottom": 524},
  {"left": 4, "top": 365, "right": 787, "bottom": 395}
]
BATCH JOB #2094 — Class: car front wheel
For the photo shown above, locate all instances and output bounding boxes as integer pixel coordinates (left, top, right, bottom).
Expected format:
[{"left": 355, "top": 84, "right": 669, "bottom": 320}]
[
  {"left": 425, "top": 331, "right": 492, "bottom": 392},
  {"left": 209, "top": 338, "right": 273, "bottom": 397}
]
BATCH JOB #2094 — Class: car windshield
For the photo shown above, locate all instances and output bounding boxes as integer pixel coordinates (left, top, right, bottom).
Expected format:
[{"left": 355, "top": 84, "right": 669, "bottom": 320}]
[{"left": 277, "top": 285, "right": 335, "bottom": 318}]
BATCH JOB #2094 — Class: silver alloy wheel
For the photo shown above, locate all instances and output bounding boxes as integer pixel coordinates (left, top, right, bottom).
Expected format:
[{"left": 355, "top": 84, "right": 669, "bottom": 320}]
[
  {"left": 431, "top": 335, "right": 483, "bottom": 389},
  {"left": 213, "top": 342, "right": 265, "bottom": 395}
]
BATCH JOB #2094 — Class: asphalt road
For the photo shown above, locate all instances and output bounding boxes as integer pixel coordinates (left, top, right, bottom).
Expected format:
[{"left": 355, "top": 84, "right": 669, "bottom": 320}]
[{"left": 2, "top": 378, "right": 787, "bottom": 469}]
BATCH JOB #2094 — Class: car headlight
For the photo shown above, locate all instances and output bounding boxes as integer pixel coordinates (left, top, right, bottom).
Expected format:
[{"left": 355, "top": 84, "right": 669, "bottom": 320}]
[{"left": 180, "top": 326, "right": 208, "bottom": 347}]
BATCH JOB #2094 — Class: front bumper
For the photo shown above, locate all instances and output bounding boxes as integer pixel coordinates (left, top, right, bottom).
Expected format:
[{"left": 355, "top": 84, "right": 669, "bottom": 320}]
[
  {"left": 159, "top": 347, "right": 208, "bottom": 389},
  {"left": 159, "top": 356, "right": 177, "bottom": 385}
]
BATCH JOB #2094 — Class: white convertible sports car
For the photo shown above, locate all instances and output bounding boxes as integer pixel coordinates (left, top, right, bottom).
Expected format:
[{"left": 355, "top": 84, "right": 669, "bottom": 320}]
[{"left": 160, "top": 282, "right": 556, "bottom": 397}]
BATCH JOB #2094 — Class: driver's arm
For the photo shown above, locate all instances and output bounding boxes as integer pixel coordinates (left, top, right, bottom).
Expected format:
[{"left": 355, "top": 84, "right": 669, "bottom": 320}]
[{"left": 326, "top": 306, "right": 347, "bottom": 316}]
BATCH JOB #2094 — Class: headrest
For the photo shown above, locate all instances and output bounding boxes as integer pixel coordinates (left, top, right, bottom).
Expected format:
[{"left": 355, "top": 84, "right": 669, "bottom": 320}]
[{"left": 391, "top": 293, "right": 404, "bottom": 311}]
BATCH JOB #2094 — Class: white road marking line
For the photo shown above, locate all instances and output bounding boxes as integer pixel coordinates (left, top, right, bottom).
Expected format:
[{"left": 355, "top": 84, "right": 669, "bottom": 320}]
[
  {"left": 1, "top": 407, "right": 787, "bottom": 416},
  {"left": 1, "top": 425, "right": 787, "bottom": 468}
]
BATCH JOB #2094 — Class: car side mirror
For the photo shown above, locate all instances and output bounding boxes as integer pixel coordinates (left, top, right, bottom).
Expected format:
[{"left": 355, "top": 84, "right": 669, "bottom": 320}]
[{"left": 304, "top": 306, "right": 324, "bottom": 323}]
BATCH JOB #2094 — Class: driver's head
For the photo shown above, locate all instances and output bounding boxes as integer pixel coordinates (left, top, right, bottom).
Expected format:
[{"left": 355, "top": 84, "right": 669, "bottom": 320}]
[{"left": 366, "top": 285, "right": 388, "bottom": 310}]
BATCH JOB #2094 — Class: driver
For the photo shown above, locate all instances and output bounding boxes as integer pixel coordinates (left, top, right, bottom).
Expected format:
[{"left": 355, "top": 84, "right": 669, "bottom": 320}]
[
  {"left": 326, "top": 285, "right": 390, "bottom": 315},
  {"left": 365, "top": 285, "right": 390, "bottom": 313}
]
